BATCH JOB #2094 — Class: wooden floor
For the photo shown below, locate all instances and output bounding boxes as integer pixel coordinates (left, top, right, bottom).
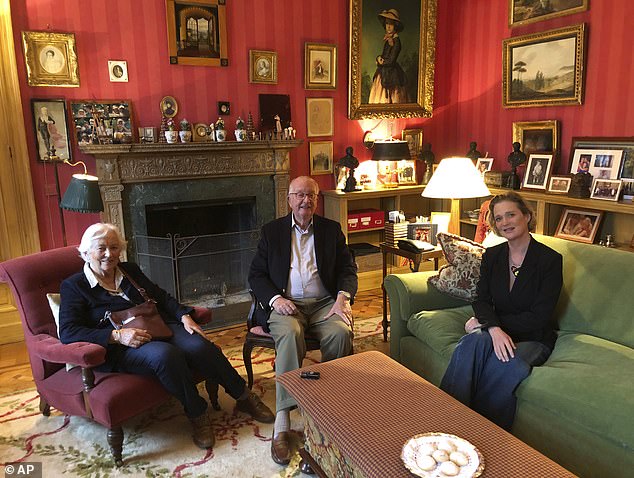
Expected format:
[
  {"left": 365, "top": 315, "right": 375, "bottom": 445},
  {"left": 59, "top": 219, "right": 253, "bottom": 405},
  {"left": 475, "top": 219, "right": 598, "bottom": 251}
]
[{"left": 0, "top": 288, "right": 386, "bottom": 396}]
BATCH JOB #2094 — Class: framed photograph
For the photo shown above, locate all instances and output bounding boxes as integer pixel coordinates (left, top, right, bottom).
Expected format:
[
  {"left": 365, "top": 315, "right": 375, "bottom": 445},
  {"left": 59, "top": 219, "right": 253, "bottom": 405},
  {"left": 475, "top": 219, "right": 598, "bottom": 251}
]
[
  {"left": 475, "top": 157, "right": 494, "bottom": 176},
  {"left": 306, "top": 97, "right": 334, "bottom": 137},
  {"left": 512, "top": 120, "right": 559, "bottom": 157},
  {"left": 138, "top": 127, "right": 157, "bottom": 143},
  {"left": 430, "top": 211, "right": 451, "bottom": 235},
  {"left": 407, "top": 222, "right": 438, "bottom": 245},
  {"left": 570, "top": 137, "right": 634, "bottom": 180},
  {"left": 547, "top": 175, "right": 572, "bottom": 195},
  {"left": 398, "top": 159, "right": 417, "bottom": 185},
  {"left": 70, "top": 100, "right": 134, "bottom": 145},
  {"left": 570, "top": 149, "right": 623, "bottom": 180},
  {"left": 165, "top": 0, "right": 228, "bottom": 67},
  {"left": 509, "top": 0, "right": 588, "bottom": 28},
  {"left": 305, "top": 42, "right": 336, "bottom": 90},
  {"left": 160, "top": 96, "right": 178, "bottom": 118},
  {"left": 108, "top": 60, "right": 128, "bottom": 82},
  {"left": 309, "top": 141, "right": 334, "bottom": 175},
  {"left": 622, "top": 180, "right": 634, "bottom": 201},
  {"left": 31, "top": 99, "right": 72, "bottom": 162},
  {"left": 402, "top": 128, "right": 423, "bottom": 159},
  {"left": 21, "top": 31, "right": 79, "bottom": 87},
  {"left": 590, "top": 179, "right": 622, "bottom": 202},
  {"left": 522, "top": 154, "right": 553, "bottom": 190},
  {"left": 555, "top": 208, "right": 603, "bottom": 244},
  {"left": 249, "top": 50, "right": 277, "bottom": 84},
  {"left": 347, "top": 0, "right": 437, "bottom": 119},
  {"left": 218, "top": 101, "right": 230, "bottom": 115},
  {"left": 503, "top": 24, "right": 585, "bottom": 108}
]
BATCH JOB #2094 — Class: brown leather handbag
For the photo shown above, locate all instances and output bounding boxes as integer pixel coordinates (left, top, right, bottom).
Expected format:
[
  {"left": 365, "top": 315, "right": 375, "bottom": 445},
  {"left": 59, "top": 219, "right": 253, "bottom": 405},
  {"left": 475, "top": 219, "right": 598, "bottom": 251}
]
[{"left": 105, "top": 269, "right": 173, "bottom": 340}]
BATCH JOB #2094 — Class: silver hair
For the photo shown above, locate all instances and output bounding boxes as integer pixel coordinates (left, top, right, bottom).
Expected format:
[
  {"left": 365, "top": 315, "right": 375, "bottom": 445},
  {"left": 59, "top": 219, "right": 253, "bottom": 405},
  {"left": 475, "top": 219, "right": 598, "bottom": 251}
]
[{"left": 77, "top": 223, "right": 127, "bottom": 261}]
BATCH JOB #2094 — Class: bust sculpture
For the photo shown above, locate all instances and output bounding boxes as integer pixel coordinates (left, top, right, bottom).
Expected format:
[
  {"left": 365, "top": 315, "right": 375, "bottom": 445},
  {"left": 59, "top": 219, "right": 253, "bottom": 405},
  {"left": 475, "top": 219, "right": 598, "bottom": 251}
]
[
  {"left": 420, "top": 143, "right": 435, "bottom": 185},
  {"left": 465, "top": 141, "right": 482, "bottom": 164},
  {"left": 507, "top": 142, "right": 527, "bottom": 189},
  {"left": 338, "top": 146, "right": 360, "bottom": 192}
]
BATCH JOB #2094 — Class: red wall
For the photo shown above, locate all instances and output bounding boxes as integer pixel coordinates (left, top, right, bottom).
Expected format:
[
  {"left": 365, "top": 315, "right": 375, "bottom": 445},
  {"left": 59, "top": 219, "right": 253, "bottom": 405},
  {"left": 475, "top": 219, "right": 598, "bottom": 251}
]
[{"left": 11, "top": 0, "right": 634, "bottom": 250}]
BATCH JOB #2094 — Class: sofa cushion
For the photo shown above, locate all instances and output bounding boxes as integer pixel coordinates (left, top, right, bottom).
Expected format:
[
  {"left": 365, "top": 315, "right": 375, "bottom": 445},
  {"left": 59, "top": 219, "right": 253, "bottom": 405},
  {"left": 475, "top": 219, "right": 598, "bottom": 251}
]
[
  {"left": 517, "top": 332, "right": 634, "bottom": 448},
  {"left": 46, "top": 293, "right": 78, "bottom": 372},
  {"left": 428, "top": 233, "right": 485, "bottom": 301},
  {"left": 407, "top": 305, "right": 472, "bottom": 359}
]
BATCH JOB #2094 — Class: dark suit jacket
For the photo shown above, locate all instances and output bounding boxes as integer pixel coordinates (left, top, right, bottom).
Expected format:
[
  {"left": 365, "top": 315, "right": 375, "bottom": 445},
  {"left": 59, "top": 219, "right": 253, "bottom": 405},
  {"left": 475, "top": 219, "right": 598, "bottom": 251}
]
[
  {"left": 248, "top": 214, "right": 358, "bottom": 330},
  {"left": 472, "top": 236, "right": 563, "bottom": 349},
  {"left": 59, "top": 262, "right": 193, "bottom": 349}
]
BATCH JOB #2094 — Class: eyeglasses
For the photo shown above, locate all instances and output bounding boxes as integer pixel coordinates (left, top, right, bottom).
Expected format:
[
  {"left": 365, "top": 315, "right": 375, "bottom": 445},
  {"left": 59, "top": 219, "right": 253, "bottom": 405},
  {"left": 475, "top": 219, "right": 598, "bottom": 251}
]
[{"left": 288, "top": 192, "right": 318, "bottom": 200}]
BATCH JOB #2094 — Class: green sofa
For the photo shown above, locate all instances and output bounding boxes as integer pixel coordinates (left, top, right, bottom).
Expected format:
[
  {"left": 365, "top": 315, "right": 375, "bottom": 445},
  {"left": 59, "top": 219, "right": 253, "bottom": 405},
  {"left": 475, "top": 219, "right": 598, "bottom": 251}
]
[{"left": 384, "top": 234, "right": 634, "bottom": 478}]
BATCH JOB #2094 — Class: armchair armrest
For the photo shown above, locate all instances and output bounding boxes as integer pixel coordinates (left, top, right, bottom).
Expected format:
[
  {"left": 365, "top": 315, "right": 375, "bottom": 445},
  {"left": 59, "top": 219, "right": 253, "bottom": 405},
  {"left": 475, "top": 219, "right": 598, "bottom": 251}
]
[
  {"left": 29, "top": 334, "right": 107, "bottom": 368},
  {"left": 192, "top": 306, "right": 212, "bottom": 325}
]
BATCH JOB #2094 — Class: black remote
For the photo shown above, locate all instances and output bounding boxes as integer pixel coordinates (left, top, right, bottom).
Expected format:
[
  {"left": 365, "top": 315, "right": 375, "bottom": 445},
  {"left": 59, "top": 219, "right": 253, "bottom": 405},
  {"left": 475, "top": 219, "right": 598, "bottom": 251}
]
[{"left": 300, "top": 371, "right": 320, "bottom": 380}]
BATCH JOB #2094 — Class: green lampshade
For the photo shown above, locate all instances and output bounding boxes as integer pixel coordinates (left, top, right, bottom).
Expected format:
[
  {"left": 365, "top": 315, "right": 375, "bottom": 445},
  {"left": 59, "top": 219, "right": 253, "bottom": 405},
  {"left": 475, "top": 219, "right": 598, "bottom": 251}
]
[
  {"left": 371, "top": 140, "right": 411, "bottom": 161},
  {"left": 60, "top": 174, "right": 104, "bottom": 213}
]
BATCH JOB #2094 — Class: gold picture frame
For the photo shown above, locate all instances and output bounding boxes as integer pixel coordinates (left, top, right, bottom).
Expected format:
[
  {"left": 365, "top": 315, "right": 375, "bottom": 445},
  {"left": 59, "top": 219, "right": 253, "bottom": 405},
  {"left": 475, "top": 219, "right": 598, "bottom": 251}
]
[
  {"left": 249, "top": 50, "right": 278, "bottom": 84},
  {"left": 402, "top": 128, "right": 424, "bottom": 159},
  {"left": 160, "top": 96, "right": 178, "bottom": 118},
  {"left": 348, "top": 0, "right": 437, "bottom": 119},
  {"left": 503, "top": 24, "right": 585, "bottom": 108},
  {"left": 305, "top": 42, "right": 336, "bottom": 90},
  {"left": 193, "top": 123, "right": 209, "bottom": 142},
  {"left": 21, "top": 31, "right": 79, "bottom": 87},
  {"left": 509, "top": 0, "right": 588, "bottom": 28},
  {"left": 306, "top": 98, "right": 334, "bottom": 137},
  {"left": 165, "top": 0, "right": 228, "bottom": 67},
  {"left": 309, "top": 141, "right": 334, "bottom": 175},
  {"left": 512, "top": 120, "right": 559, "bottom": 157}
]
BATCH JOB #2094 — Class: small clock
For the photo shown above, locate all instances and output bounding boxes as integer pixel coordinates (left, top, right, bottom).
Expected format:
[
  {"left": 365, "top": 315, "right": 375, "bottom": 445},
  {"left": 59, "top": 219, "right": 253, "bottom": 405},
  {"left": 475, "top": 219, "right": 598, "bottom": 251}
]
[{"left": 193, "top": 123, "right": 209, "bottom": 142}]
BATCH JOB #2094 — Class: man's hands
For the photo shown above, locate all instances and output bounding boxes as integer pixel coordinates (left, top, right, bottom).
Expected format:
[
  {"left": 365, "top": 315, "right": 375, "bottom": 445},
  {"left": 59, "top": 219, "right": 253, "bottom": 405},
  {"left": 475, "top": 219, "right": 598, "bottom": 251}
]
[
  {"left": 272, "top": 297, "right": 298, "bottom": 316},
  {"left": 325, "top": 294, "right": 353, "bottom": 328},
  {"left": 488, "top": 326, "right": 516, "bottom": 362}
]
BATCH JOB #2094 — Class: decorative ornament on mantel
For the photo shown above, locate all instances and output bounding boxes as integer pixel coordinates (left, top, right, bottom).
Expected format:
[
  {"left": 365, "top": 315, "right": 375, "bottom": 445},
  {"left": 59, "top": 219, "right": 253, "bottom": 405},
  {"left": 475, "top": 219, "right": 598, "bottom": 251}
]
[
  {"left": 215, "top": 118, "right": 226, "bottom": 142},
  {"left": 179, "top": 118, "right": 192, "bottom": 143},
  {"left": 235, "top": 117, "right": 247, "bottom": 141},
  {"left": 164, "top": 118, "right": 178, "bottom": 144}
]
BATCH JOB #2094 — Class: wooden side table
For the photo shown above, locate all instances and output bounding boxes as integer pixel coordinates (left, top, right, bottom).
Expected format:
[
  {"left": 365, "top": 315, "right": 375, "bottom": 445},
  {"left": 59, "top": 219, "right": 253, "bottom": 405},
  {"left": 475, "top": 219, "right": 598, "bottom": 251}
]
[{"left": 380, "top": 242, "right": 443, "bottom": 342}]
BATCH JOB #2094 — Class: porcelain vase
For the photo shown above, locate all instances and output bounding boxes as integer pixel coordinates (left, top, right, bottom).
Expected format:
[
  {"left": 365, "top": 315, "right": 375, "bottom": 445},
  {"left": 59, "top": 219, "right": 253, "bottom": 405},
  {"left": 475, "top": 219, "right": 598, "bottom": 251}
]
[
  {"left": 235, "top": 130, "right": 247, "bottom": 142},
  {"left": 164, "top": 130, "right": 178, "bottom": 144},
  {"left": 179, "top": 130, "right": 192, "bottom": 143},
  {"left": 215, "top": 129, "right": 227, "bottom": 142}
]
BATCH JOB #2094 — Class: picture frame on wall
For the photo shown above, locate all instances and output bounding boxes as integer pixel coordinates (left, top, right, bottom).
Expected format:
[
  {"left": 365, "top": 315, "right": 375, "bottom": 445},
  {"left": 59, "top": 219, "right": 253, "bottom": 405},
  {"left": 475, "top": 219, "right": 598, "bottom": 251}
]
[
  {"left": 503, "top": 24, "right": 585, "bottom": 108},
  {"left": 70, "top": 100, "right": 134, "bottom": 146},
  {"left": 570, "top": 149, "right": 623, "bottom": 180},
  {"left": 108, "top": 60, "right": 128, "bottom": 82},
  {"left": 249, "top": 50, "right": 278, "bottom": 84},
  {"left": 165, "top": 0, "right": 228, "bottom": 67},
  {"left": 522, "top": 154, "right": 553, "bottom": 190},
  {"left": 31, "top": 99, "right": 72, "bottom": 162},
  {"left": 512, "top": 120, "right": 559, "bottom": 158},
  {"left": 306, "top": 97, "right": 334, "bottom": 137},
  {"left": 160, "top": 96, "right": 178, "bottom": 118},
  {"left": 305, "top": 42, "right": 336, "bottom": 90},
  {"left": 555, "top": 208, "right": 603, "bottom": 244},
  {"left": 590, "top": 179, "right": 622, "bottom": 202},
  {"left": 309, "top": 141, "right": 334, "bottom": 175},
  {"left": 547, "top": 175, "right": 572, "bottom": 195},
  {"left": 402, "top": 128, "right": 423, "bottom": 159},
  {"left": 347, "top": 0, "right": 437, "bottom": 119},
  {"left": 509, "top": 0, "right": 588, "bottom": 28},
  {"left": 21, "top": 31, "right": 80, "bottom": 87}
]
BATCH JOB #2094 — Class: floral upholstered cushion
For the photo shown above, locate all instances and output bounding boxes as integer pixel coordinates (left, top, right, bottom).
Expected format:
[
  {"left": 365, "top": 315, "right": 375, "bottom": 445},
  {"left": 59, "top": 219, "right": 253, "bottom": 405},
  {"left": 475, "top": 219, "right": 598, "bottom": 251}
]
[{"left": 428, "top": 232, "right": 485, "bottom": 301}]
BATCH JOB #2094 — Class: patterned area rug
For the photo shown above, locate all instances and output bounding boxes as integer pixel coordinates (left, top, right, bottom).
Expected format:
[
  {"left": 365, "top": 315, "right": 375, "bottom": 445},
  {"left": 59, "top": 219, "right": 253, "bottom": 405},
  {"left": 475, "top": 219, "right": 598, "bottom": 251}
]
[{"left": 0, "top": 316, "right": 385, "bottom": 478}]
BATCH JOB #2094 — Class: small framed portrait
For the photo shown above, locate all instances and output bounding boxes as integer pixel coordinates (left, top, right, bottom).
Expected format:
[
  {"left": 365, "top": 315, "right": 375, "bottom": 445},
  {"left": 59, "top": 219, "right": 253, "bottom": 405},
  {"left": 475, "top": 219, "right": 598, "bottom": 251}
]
[
  {"left": 31, "top": 99, "right": 72, "bottom": 162},
  {"left": 522, "top": 154, "right": 553, "bottom": 190},
  {"left": 108, "top": 60, "right": 128, "bottom": 82},
  {"left": 249, "top": 50, "right": 277, "bottom": 84},
  {"left": 512, "top": 120, "right": 558, "bottom": 157},
  {"left": 21, "top": 31, "right": 79, "bottom": 87},
  {"left": 398, "top": 160, "right": 417, "bottom": 185},
  {"left": 193, "top": 123, "right": 209, "bottom": 142},
  {"left": 309, "top": 141, "right": 334, "bottom": 175},
  {"left": 475, "top": 157, "right": 494, "bottom": 176},
  {"left": 70, "top": 100, "right": 135, "bottom": 146},
  {"left": 401, "top": 129, "right": 423, "bottom": 159},
  {"left": 218, "top": 101, "right": 230, "bottom": 115},
  {"left": 305, "top": 42, "right": 336, "bottom": 90},
  {"left": 407, "top": 222, "right": 438, "bottom": 245},
  {"left": 306, "top": 97, "right": 334, "bottom": 137},
  {"left": 590, "top": 179, "right": 622, "bottom": 202},
  {"left": 570, "top": 149, "right": 624, "bottom": 179},
  {"left": 138, "top": 127, "right": 157, "bottom": 143},
  {"left": 555, "top": 208, "right": 603, "bottom": 244},
  {"left": 622, "top": 180, "right": 634, "bottom": 201},
  {"left": 547, "top": 175, "right": 572, "bottom": 195},
  {"left": 160, "top": 96, "right": 178, "bottom": 118}
]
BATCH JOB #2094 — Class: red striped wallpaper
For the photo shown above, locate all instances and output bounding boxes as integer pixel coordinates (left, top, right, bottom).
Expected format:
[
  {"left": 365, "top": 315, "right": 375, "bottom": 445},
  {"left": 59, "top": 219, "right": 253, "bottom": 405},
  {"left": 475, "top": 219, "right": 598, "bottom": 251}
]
[{"left": 10, "top": 0, "right": 634, "bottom": 249}]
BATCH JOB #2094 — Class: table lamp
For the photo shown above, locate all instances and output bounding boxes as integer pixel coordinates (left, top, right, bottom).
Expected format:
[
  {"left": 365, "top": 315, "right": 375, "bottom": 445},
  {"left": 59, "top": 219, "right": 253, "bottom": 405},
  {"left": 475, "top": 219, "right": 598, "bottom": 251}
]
[
  {"left": 421, "top": 157, "right": 490, "bottom": 235},
  {"left": 372, "top": 139, "right": 411, "bottom": 188}
]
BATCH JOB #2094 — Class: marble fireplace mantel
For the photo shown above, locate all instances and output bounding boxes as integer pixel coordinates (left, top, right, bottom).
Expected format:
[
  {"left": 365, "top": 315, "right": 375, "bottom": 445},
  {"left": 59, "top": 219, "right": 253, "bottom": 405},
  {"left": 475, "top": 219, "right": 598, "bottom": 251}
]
[{"left": 79, "top": 140, "right": 303, "bottom": 240}]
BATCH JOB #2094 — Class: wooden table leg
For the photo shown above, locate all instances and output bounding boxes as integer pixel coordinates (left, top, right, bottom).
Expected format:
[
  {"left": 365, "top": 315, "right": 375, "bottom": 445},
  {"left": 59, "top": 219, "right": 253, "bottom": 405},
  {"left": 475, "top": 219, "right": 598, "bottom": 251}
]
[{"left": 299, "top": 448, "right": 327, "bottom": 477}]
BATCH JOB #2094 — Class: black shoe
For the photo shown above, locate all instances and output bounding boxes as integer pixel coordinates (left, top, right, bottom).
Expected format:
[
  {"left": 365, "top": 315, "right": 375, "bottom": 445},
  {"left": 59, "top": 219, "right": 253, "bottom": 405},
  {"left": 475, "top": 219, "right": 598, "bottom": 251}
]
[{"left": 236, "top": 391, "right": 275, "bottom": 423}]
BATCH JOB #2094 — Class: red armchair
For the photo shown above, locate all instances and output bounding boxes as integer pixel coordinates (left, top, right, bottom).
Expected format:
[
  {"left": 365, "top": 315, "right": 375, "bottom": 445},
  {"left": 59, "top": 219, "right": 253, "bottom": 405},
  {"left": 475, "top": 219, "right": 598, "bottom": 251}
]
[{"left": 0, "top": 246, "right": 216, "bottom": 466}]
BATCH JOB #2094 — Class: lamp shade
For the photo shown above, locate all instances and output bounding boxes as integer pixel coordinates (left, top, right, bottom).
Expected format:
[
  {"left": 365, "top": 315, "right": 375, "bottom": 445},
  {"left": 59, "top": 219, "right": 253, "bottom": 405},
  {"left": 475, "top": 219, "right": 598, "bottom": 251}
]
[
  {"left": 60, "top": 174, "right": 104, "bottom": 213},
  {"left": 371, "top": 140, "right": 411, "bottom": 161},
  {"left": 422, "top": 157, "right": 491, "bottom": 199}
]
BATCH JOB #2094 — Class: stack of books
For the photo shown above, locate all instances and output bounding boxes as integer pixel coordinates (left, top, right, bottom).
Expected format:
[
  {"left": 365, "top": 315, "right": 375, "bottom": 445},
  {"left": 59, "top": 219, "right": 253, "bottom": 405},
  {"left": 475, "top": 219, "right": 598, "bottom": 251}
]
[{"left": 384, "top": 222, "right": 408, "bottom": 246}]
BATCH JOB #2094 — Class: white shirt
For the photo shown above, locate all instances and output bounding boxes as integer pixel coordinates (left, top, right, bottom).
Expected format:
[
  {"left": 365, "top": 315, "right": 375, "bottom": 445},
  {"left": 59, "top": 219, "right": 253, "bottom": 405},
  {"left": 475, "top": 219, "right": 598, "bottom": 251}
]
[{"left": 83, "top": 263, "right": 131, "bottom": 301}]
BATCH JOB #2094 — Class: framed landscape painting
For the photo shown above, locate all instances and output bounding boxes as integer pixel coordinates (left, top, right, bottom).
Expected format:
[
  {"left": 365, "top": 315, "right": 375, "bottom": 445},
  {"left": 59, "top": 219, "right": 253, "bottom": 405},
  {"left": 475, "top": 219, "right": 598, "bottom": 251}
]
[
  {"left": 509, "top": 0, "right": 588, "bottom": 28},
  {"left": 348, "top": 0, "right": 437, "bottom": 119},
  {"left": 503, "top": 24, "right": 585, "bottom": 108}
]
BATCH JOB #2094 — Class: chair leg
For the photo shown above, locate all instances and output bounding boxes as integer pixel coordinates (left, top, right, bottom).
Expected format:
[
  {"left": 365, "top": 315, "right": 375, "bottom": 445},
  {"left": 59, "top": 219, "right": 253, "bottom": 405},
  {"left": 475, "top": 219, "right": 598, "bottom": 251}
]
[
  {"left": 107, "top": 426, "right": 124, "bottom": 467},
  {"left": 39, "top": 397, "right": 50, "bottom": 416},
  {"left": 205, "top": 380, "right": 221, "bottom": 411},
  {"left": 243, "top": 341, "right": 255, "bottom": 389}
]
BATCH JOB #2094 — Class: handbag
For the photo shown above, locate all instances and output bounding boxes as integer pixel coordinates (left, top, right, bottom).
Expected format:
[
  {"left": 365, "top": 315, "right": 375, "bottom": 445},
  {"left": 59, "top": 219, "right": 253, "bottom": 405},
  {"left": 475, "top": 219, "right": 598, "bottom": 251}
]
[{"left": 105, "top": 269, "right": 173, "bottom": 340}]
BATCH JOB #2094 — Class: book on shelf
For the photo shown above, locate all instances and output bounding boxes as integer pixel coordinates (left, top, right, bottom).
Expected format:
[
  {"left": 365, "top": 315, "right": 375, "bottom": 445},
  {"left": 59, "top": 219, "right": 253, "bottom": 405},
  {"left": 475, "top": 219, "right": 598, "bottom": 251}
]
[{"left": 384, "top": 222, "right": 408, "bottom": 246}]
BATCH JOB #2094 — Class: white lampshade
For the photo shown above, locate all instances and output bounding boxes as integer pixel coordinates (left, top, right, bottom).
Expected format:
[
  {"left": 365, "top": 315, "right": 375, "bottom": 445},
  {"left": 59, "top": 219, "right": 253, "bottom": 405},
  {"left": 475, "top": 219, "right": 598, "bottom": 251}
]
[{"left": 422, "top": 157, "right": 491, "bottom": 199}]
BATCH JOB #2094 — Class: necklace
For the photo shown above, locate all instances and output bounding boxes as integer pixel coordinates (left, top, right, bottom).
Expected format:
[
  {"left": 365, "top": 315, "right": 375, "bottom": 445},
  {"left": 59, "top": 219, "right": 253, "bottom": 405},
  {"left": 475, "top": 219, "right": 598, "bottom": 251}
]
[{"left": 510, "top": 264, "right": 521, "bottom": 277}]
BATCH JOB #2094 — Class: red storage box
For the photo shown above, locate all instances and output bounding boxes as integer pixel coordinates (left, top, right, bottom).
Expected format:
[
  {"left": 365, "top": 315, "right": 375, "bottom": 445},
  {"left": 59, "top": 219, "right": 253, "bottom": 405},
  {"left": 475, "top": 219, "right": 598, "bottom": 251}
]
[{"left": 347, "top": 209, "right": 385, "bottom": 231}]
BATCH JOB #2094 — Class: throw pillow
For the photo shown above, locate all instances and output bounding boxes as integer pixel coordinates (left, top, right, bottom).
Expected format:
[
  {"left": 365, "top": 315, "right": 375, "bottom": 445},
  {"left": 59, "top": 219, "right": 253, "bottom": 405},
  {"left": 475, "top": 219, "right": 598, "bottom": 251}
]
[
  {"left": 428, "top": 232, "right": 485, "bottom": 301},
  {"left": 46, "top": 293, "right": 77, "bottom": 371}
]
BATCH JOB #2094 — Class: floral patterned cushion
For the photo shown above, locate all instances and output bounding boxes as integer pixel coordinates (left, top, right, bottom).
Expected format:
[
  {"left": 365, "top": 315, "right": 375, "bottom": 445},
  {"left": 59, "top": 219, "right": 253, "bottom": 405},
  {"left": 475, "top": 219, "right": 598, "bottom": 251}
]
[{"left": 428, "top": 232, "right": 485, "bottom": 301}]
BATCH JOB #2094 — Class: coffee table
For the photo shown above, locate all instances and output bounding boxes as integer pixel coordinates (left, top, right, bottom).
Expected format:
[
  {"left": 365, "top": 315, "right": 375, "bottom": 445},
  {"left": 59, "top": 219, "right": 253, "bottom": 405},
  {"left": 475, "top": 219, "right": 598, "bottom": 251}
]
[{"left": 278, "top": 351, "right": 577, "bottom": 478}]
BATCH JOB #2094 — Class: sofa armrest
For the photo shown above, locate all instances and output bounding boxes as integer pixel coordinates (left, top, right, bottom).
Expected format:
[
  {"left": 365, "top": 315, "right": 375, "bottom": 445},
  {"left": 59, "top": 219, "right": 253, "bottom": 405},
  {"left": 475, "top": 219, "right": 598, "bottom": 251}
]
[
  {"left": 384, "top": 271, "right": 468, "bottom": 362},
  {"left": 29, "top": 334, "right": 107, "bottom": 368}
]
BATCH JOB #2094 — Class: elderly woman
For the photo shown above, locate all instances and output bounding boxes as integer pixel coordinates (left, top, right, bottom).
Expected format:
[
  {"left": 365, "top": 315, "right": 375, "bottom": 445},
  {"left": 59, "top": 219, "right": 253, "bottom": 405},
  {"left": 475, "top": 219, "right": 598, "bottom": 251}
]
[{"left": 59, "top": 223, "right": 274, "bottom": 449}]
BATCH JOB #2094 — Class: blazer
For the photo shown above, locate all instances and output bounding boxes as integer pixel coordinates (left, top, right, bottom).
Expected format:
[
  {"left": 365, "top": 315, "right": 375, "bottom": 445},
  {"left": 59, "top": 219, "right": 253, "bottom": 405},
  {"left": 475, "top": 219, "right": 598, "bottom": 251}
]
[
  {"left": 472, "top": 236, "right": 563, "bottom": 349},
  {"left": 248, "top": 214, "right": 358, "bottom": 330}
]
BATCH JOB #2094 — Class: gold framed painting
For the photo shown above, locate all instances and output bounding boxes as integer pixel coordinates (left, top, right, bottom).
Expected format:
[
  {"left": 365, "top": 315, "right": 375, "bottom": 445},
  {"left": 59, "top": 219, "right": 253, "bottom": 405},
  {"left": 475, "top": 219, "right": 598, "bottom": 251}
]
[
  {"left": 512, "top": 120, "right": 559, "bottom": 157},
  {"left": 509, "top": 0, "right": 588, "bottom": 28},
  {"left": 402, "top": 128, "right": 423, "bottom": 159},
  {"left": 305, "top": 42, "right": 336, "bottom": 90},
  {"left": 306, "top": 97, "right": 334, "bottom": 137},
  {"left": 21, "top": 31, "right": 79, "bottom": 87},
  {"left": 348, "top": 0, "right": 437, "bottom": 119},
  {"left": 165, "top": 0, "right": 228, "bottom": 67},
  {"left": 310, "top": 141, "right": 334, "bottom": 175},
  {"left": 249, "top": 50, "right": 278, "bottom": 84}
]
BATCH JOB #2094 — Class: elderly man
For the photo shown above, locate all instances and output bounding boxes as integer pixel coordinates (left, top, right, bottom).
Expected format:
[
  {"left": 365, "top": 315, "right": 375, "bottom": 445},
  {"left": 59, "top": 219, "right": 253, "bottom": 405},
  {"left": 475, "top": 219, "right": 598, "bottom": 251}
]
[{"left": 249, "top": 176, "right": 357, "bottom": 465}]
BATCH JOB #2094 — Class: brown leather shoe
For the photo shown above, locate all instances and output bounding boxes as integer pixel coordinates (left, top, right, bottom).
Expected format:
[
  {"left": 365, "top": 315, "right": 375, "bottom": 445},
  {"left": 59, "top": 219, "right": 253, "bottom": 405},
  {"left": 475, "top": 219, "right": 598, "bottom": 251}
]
[
  {"left": 271, "top": 430, "right": 292, "bottom": 465},
  {"left": 236, "top": 391, "right": 275, "bottom": 423},
  {"left": 189, "top": 412, "right": 215, "bottom": 449}
]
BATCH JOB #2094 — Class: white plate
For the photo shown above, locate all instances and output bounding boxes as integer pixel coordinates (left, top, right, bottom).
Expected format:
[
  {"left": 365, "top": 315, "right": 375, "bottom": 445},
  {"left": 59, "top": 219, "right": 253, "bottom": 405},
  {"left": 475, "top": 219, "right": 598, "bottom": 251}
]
[{"left": 401, "top": 432, "right": 484, "bottom": 478}]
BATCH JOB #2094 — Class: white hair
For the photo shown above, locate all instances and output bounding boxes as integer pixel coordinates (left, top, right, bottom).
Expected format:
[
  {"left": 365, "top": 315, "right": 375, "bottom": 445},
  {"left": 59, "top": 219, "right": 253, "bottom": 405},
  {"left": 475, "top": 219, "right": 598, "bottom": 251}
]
[{"left": 77, "top": 223, "right": 127, "bottom": 261}]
